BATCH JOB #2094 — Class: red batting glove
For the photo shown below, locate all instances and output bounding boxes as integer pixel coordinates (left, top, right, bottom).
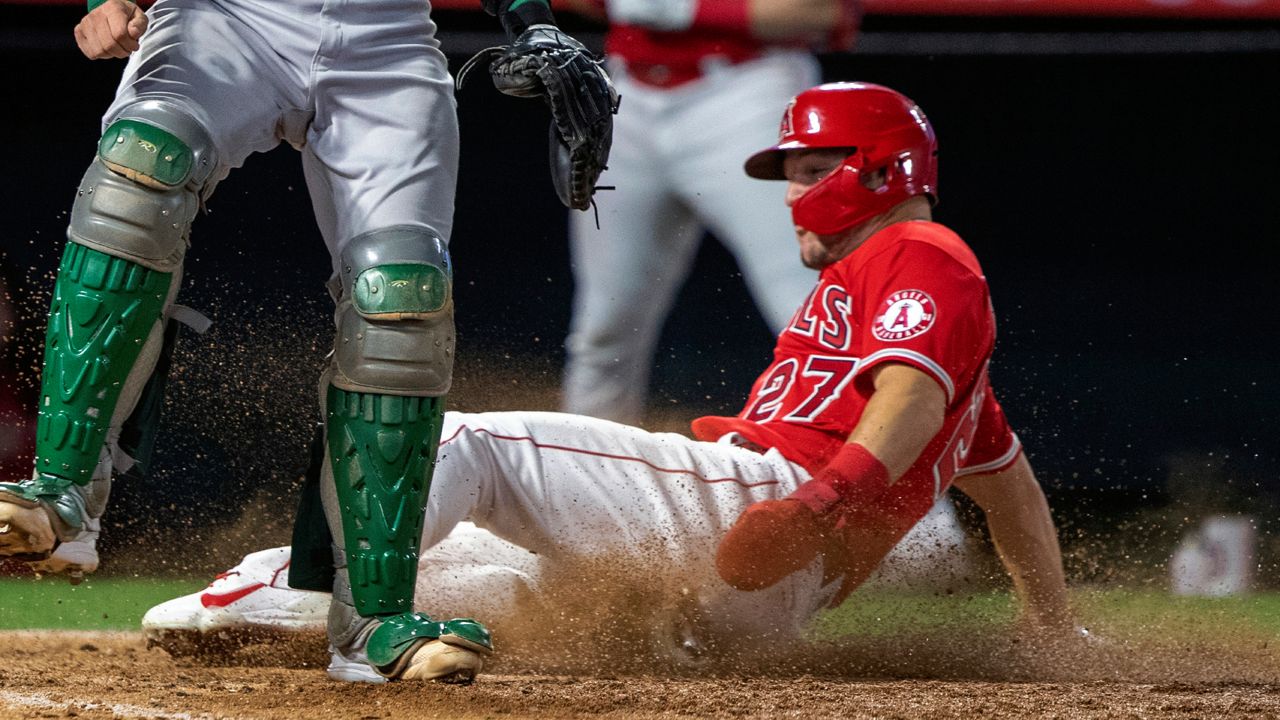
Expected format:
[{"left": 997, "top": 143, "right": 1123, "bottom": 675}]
[{"left": 715, "top": 443, "right": 890, "bottom": 591}]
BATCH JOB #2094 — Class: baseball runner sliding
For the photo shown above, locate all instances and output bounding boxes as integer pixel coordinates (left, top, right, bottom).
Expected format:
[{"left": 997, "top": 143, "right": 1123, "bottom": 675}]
[{"left": 143, "top": 83, "right": 1081, "bottom": 670}]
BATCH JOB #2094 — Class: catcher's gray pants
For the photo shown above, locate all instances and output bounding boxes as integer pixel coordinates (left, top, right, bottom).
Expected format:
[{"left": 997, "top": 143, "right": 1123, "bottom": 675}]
[{"left": 105, "top": 0, "right": 461, "bottom": 262}]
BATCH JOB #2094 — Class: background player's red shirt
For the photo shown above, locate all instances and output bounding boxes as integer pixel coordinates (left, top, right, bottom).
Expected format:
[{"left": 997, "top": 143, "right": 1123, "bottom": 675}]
[
  {"left": 693, "top": 221, "right": 1021, "bottom": 527},
  {"left": 600, "top": 0, "right": 860, "bottom": 88}
]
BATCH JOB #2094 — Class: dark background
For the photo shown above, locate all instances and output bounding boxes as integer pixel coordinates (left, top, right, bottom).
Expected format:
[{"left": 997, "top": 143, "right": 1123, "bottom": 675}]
[{"left": 2, "top": 7, "right": 1278, "bottom": 576}]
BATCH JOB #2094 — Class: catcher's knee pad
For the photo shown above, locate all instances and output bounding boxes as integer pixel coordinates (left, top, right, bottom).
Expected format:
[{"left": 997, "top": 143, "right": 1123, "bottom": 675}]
[
  {"left": 330, "top": 226, "right": 455, "bottom": 396},
  {"left": 68, "top": 100, "right": 216, "bottom": 272}
]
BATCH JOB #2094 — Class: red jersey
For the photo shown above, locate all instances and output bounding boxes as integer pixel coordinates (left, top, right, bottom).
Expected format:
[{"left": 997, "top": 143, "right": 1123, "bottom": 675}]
[
  {"left": 600, "top": 0, "right": 860, "bottom": 88},
  {"left": 693, "top": 221, "right": 1021, "bottom": 523}
]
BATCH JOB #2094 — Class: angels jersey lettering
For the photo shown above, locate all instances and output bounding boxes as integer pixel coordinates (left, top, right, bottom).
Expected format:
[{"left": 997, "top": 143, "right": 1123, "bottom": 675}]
[{"left": 693, "top": 221, "right": 1020, "bottom": 522}]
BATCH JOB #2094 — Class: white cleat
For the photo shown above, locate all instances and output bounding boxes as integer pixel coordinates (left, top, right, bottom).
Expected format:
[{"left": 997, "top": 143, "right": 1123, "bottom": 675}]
[
  {"left": 325, "top": 604, "right": 490, "bottom": 685},
  {"left": 28, "top": 537, "right": 100, "bottom": 584},
  {"left": 326, "top": 644, "right": 388, "bottom": 683},
  {"left": 142, "top": 546, "right": 330, "bottom": 656}
]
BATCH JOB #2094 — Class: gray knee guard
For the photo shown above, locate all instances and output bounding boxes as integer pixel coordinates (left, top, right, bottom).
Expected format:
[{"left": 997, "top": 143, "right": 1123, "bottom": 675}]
[
  {"left": 69, "top": 99, "right": 217, "bottom": 272},
  {"left": 330, "top": 226, "right": 455, "bottom": 396}
]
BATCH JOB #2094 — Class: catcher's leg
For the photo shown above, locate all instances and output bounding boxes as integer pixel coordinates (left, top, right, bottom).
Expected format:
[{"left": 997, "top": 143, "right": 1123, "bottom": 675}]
[
  {"left": 319, "top": 227, "right": 491, "bottom": 683},
  {"left": 0, "top": 101, "right": 214, "bottom": 579}
]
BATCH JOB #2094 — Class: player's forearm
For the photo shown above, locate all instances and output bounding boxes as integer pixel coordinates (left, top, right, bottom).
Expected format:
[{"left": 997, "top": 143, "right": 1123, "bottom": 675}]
[
  {"left": 846, "top": 366, "right": 944, "bottom": 481},
  {"left": 557, "top": 0, "right": 607, "bottom": 21},
  {"left": 606, "top": 0, "right": 843, "bottom": 41},
  {"left": 748, "top": 0, "right": 843, "bottom": 41},
  {"left": 956, "top": 456, "right": 1072, "bottom": 630},
  {"left": 788, "top": 365, "right": 943, "bottom": 512}
]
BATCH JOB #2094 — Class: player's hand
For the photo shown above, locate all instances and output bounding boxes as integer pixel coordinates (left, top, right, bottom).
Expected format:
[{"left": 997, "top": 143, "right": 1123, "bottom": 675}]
[
  {"left": 716, "top": 497, "right": 834, "bottom": 591},
  {"left": 74, "top": 0, "right": 148, "bottom": 61},
  {"left": 1016, "top": 616, "right": 1105, "bottom": 656}
]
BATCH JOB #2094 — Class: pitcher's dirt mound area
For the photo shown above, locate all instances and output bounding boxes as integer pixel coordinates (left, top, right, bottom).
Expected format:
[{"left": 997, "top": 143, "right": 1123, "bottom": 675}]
[{"left": 3, "top": 631, "right": 1279, "bottom": 719}]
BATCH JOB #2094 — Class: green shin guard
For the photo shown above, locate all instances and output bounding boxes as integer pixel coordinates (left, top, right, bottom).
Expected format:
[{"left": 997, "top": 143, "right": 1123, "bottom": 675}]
[
  {"left": 367, "top": 613, "right": 493, "bottom": 668},
  {"left": 326, "top": 386, "right": 445, "bottom": 618},
  {"left": 38, "top": 243, "right": 170, "bottom": 485},
  {"left": 1, "top": 244, "right": 169, "bottom": 520},
  {"left": 327, "top": 386, "right": 493, "bottom": 667}
]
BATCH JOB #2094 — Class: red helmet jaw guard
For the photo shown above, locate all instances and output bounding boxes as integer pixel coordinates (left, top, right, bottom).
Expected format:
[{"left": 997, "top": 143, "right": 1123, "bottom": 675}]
[
  {"left": 745, "top": 82, "right": 938, "bottom": 237},
  {"left": 792, "top": 143, "right": 937, "bottom": 236}
]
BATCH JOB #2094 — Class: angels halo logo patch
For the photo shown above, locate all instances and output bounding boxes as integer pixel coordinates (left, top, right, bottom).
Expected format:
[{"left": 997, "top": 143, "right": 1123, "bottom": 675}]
[
  {"left": 779, "top": 99, "right": 795, "bottom": 140},
  {"left": 873, "top": 290, "right": 936, "bottom": 342}
]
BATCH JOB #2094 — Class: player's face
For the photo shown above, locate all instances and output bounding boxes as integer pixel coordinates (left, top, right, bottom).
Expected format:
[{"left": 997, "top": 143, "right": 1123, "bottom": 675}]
[{"left": 783, "top": 148, "right": 868, "bottom": 269}]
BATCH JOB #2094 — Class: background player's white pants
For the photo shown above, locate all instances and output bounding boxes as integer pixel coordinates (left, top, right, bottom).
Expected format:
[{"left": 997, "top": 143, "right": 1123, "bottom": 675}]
[
  {"left": 106, "top": 0, "right": 460, "bottom": 258},
  {"left": 562, "top": 52, "right": 821, "bottom": 424},
  {"left": 320, "top": 411, "right": 971, "bottom": 643}
]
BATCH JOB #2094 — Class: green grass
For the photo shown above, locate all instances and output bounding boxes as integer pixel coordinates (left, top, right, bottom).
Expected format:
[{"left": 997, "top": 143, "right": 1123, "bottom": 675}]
[
  {"left": 813, "top": 588, "right": 1280, "bottom": 642},
  {"left": 1072, "top": 588, "right": 1280, "bottom": 639},
  {"left": 0, "top": 577, "right": 205, "bottom": 631},
  {"left": 812, "top": 590, "right": 1019, "bottom": 638},
  {"left": 3, "top": 578, "right": 1280, "bottom": 642}
]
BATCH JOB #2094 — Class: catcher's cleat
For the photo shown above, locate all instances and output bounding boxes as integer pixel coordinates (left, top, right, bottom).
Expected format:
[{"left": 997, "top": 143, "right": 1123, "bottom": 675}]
[
  {"left": 29, "top": 538, "right": 100, "bottom": 585},
  {"left": 0, "top": 475, "right": 111, "bottom": 583},
  {"left": 327, "top": 636, "right": 486, "bottom": 684},
  {"left": 142, "top": 547, "right": 330, "bottom": 657},
  {"left": 0, "top": 490, "right": 58, "bottom": 561},
  {"left": 327, "top": 597, "right": 492, "bottom": 684}
]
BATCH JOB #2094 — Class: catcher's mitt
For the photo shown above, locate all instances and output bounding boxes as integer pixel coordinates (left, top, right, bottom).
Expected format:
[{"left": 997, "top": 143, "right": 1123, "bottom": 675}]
[{"left": 458, "top": 25, "right": 620, "bottom": 211}]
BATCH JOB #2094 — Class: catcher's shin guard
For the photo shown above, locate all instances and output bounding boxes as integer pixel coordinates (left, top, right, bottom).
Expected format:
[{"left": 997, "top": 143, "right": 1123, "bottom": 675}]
[
  {"left": 324, "top": 392, "right": 493, "bottom": 680},
  {"left": 0, "top": 101, "right": 214, "bottom": 564},
  {"left": 319, "top": 226, "right": 490, "bottom": 677},
  {"left": 326, "top": 225, "right": 455, "bottom": 614},
  {"left": 326, "top": 388, "right": 444, "bottom": 616}
]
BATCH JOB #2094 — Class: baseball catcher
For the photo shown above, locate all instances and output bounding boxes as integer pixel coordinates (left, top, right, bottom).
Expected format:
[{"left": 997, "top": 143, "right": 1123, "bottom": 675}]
[
  {"left": 459, "top": 0, "right": 621, "bottom": 211},
  {"left": 0, "top": 0, "right": 618, "bottom": 687}
]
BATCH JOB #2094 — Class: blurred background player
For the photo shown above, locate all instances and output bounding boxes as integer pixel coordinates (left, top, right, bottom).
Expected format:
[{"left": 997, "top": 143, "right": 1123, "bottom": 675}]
[
  {"left": 557, "top": 0, "right": 859, "bottom": 425},
  {"left": 553, "top": 0, "right": 967, "bottom": 562},
  {"left": 0, "top": 0, "right": 611, "bottom": 684},
  {"left": 143, "top": 83, "right": 1079, "bottom": 666}
]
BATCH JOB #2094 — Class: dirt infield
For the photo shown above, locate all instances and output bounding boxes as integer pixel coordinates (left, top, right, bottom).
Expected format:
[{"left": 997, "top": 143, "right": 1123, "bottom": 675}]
[{"left": 4, "top": 630, "right": 1279, "bottom": 719}]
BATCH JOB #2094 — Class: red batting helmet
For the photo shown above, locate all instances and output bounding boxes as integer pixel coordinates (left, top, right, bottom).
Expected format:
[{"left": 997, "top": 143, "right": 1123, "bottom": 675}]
[{"left": 744, "top": 82, "right": 938, "bottom": 236}]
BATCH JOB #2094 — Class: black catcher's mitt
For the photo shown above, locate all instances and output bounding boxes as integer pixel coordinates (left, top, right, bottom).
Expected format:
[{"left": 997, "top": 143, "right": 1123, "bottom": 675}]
[{"left": 458, "top": 25, "right": 620, "bottom": 211}]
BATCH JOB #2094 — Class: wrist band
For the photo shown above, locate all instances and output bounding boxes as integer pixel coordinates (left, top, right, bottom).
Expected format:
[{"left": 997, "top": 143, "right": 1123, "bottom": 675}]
[
  {"left": 812, "top": 442, "right": 891, "bottom": 506},
  {"left": 500, "top": 0, "right": 557, "bottom": 39}
]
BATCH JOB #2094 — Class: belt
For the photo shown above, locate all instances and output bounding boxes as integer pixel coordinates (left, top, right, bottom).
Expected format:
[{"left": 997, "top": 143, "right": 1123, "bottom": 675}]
[
  {"left": 623, "top": 53, "right": 762, "bottom": 89},
  {"left": 624, "top": 61, "right": 705, "bottom": 89}
]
